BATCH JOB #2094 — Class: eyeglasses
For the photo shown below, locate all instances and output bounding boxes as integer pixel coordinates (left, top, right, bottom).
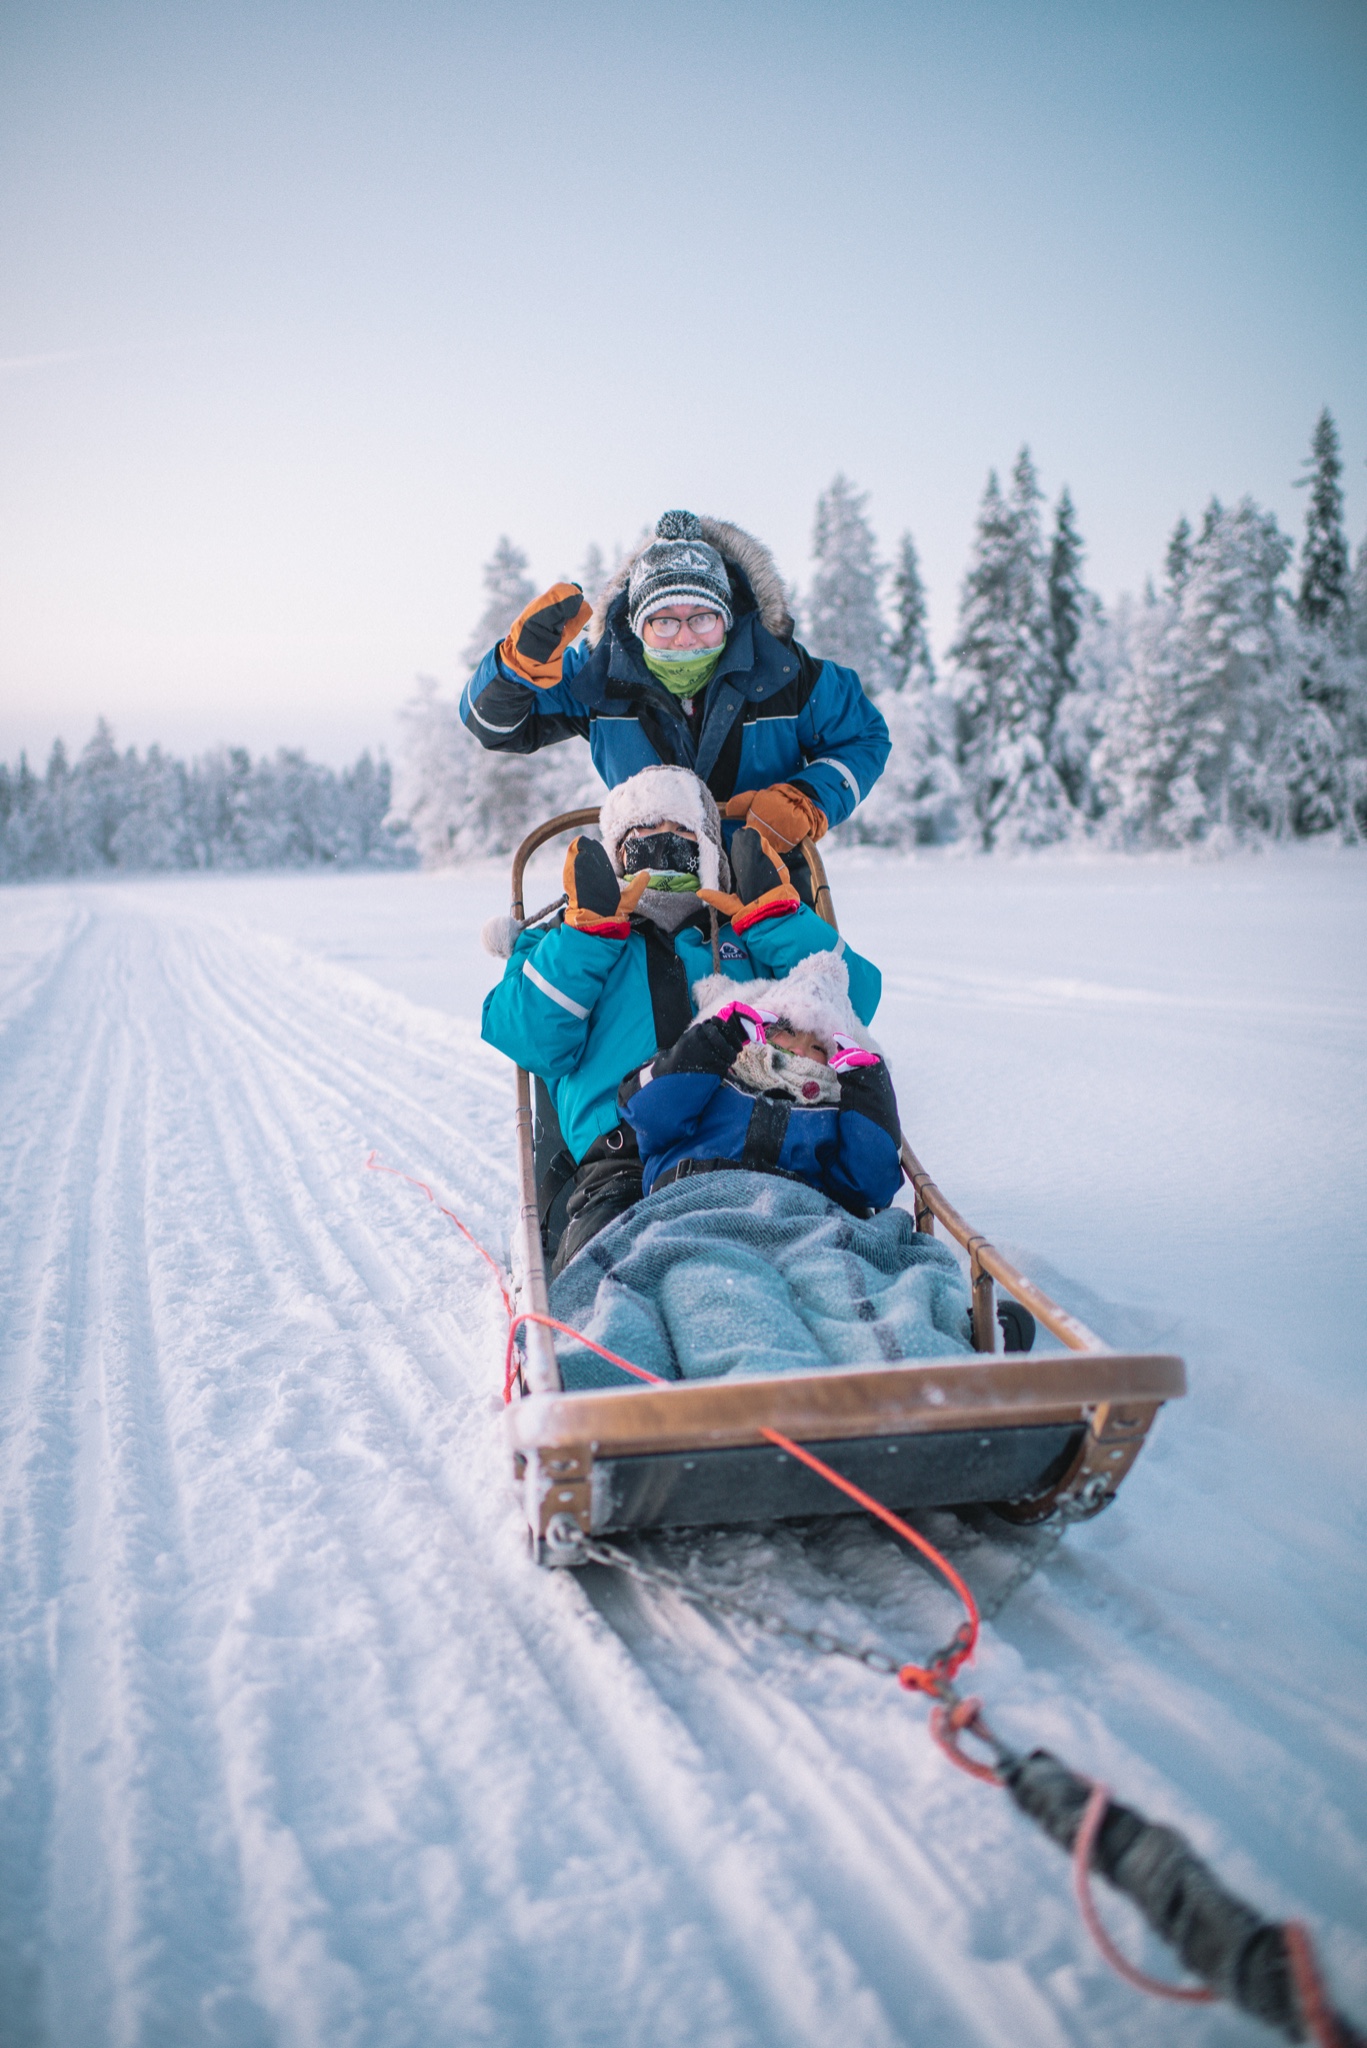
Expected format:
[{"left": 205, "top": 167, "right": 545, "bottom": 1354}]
[{"left": 645, "top": 611, "right": 723, "bottom": 640}]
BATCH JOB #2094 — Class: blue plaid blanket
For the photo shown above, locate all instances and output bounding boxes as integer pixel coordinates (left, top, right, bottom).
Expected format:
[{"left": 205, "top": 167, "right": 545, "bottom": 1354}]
[{"left": 547, "top": 1170, "right": 974, "bottom": 1389}]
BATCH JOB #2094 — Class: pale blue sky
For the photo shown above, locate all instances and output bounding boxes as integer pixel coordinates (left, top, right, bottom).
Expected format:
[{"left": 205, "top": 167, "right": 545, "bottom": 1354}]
[{"left": 2, "top": 0, "right": 1364, "bottom": 766}]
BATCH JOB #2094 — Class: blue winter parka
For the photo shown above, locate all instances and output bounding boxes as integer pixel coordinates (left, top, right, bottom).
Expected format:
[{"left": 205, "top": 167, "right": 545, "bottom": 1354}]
[
  {"left": 481, "top": 906, "right": 882, "bottom": 1165},
  {"left": 460, "top": 588, "right": 890, "bottom": 835},
  {"left": 621, "top": 1027, "right": 905, "bottom": 1217}
]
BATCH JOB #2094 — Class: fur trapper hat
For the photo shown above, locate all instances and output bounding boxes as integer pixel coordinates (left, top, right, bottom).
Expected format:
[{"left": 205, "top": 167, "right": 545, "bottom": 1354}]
[
  {"left": 598, "top": 765, "right": 729, "bottom": 894},
  {"left": 691, "top": 948, "right": 879, "bottom": 1056},
  {"left": 593, "top": 514, "right": 795, "bottom": 646}
]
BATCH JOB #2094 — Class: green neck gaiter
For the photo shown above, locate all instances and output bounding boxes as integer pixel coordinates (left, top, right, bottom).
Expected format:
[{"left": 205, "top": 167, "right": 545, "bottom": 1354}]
[{"left": 641, "top": 642, "right": 725, "bottom": 698}]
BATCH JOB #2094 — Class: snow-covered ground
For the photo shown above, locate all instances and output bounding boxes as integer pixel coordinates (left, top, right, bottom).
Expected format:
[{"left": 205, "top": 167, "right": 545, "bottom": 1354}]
[{"left": 1, "top": 846, "right": 1364, "bottom": 2048}]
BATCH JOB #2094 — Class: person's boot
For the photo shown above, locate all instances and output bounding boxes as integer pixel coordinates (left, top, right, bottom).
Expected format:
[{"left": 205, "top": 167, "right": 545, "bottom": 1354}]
[{"left": 998, "top": 1299, "right": 1036, "bottom": 1352}]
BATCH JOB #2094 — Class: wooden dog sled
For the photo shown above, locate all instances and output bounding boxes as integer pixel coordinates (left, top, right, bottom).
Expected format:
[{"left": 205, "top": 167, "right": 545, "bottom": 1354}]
[{"left": 502, "top": 811, "right": 1185, "bottom": 1564}]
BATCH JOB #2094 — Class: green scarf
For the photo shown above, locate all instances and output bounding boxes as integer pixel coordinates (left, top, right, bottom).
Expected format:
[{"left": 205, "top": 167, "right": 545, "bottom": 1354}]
[
  {"left": 644, "top": 870, "right": 701, "bottom": 893},
  {"left": 641, "top": 642, "right": 725, "bottom": 698}
]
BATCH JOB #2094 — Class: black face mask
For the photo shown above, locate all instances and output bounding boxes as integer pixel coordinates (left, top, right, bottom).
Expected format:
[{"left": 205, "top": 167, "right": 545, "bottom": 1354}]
[{"left": 620, "top": 831, "right": 701, "bottom": 877}]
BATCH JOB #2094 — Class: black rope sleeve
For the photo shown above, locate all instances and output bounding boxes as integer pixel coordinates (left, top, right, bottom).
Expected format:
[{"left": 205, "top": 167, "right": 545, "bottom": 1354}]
[{"left": 1003, "top": 1751, "right": 1364, "bottom": 2046}]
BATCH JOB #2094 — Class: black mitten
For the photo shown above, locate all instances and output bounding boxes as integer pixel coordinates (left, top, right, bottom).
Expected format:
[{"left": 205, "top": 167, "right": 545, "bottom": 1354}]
[
  {"left": 729, "top": 825, "right": 786, "bottom": 904},
  {"left": 564, "top": 835, "right": 624, "bottom": 927},
  {"left": 651, "top": 1014, "right": 747, "bottom": 1078},
  {"left": 837, "top": 1058, "right": 901, "bottom": 1141}
]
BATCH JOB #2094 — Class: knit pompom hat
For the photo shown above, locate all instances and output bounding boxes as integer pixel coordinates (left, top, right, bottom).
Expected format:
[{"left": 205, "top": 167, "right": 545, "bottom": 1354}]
[
  {"left": 597, "top": 764, "right": 730, "bottom": 894},
  {"left": 627, "top": 511, "right": 735, "bottom": 637}
]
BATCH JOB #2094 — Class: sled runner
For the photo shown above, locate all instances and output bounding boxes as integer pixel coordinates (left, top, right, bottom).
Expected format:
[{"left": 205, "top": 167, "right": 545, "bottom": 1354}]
[{"left": 503, "top": 810, "right": 1185, "bottom": 1564}]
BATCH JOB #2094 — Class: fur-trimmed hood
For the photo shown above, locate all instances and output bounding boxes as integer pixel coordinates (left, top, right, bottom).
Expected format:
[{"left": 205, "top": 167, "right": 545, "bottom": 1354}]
[
  {"left": 598, "top": 764, "right": 730, "bottom": 894},
  {"left": 590, "top": 516, "right": 795, "bottom": 647},
  {"left": 690, "top": 948, "right": 880, "bottom": 1055}
]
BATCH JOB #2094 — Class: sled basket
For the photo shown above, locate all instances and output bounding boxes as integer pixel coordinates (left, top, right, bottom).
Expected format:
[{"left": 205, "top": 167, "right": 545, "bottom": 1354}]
[{"left": 503, "top": 811, "right": 1185, "bottom": 1562}]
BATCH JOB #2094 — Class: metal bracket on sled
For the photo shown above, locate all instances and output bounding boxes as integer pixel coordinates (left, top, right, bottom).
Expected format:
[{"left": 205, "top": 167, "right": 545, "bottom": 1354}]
[
  {"left": 514, "top": 1445, "right": 595, "bottom": 1565},
  {"left": 994, "top": 1399, "right": 1158, "bottom": 1525}
]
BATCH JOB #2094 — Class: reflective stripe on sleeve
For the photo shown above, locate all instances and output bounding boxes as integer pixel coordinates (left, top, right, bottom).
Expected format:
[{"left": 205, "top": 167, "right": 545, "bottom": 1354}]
[
  {"left": 808, "top": 754, "right": 863, "bottom": 803},
  {"left": 471, "top": 699, "right": 530, "bottom": 734},
  {"left": 522, "top": 957, "right": 590, "bottom": 1019}
]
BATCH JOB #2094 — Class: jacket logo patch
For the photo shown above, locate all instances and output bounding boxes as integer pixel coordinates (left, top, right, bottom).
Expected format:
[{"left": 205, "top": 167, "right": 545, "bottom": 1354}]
[{"left": 719, "top": 941, "right": 746, "bottom": 961}]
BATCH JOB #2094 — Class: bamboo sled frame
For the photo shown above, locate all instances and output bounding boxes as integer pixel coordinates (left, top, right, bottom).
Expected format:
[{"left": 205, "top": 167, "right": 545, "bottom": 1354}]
[{"left": 505, "top": 809, "right": 1185, "bottom": 1561}]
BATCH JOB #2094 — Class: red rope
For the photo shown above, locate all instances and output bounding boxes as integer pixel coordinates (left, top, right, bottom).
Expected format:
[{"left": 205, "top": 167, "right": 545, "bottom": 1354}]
[
  {"left": 756, "top": 1427, "right": 980, "bottom": 1692},
  {"left": 365, "top": 1150, "right": 513, "bottom": 1319},
  {"left": 1285, "top": 1921, "right": 1348, "bottom": 2048},
  {"left": 505, "top": 1309, "right": 665, "bottom": 1402},
  {"left": 1072, "top": 1782, "right": 1215, "bottom": 2003}
]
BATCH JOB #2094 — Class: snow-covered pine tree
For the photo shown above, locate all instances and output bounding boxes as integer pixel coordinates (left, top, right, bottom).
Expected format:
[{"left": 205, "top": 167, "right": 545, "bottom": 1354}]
[
  {"left": 1047, "top": 491, "right": 1084, "bottom": 694},
  {"left": 1045, "top": 488, "right": 1091, "bottom": 807},
  {"left": 1165, "top": 516, "right": 1192, "bottom": 596},
  {"left": 1296, "top": 409, "right": 1350, "bottom": 640},
  {"left": 804, "top": 475, "right": 887, "bottom": 691},
  {"left": 1346, "top": 536, "right": 1367, "bottom": 837},
  {"left": 1352, "top": 536, "right": 1367, "bottom": 662},
  {"left": 948, "top": 450, "right": 1072, "bottom": 849},
  {"left": 1282, "top": 412, "right": 1357, "bottom": 834},
  {"left": 841, "top": 531, "right": 961, "bottom": 845},
  {"left": 886, "top": 532, "right": 935, "bottom": 694},
  {"left": 1096, "top": 497, "right": 1296, "bottom": 845}
]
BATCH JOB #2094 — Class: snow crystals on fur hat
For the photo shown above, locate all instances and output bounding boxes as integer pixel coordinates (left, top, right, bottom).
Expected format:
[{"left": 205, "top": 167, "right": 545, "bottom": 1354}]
[
  {"left": 691, "top": 947, "right": 879, "bottom": 1055},
  {"left": 598, "top": 765, "right": 729, "bottom": 894}
]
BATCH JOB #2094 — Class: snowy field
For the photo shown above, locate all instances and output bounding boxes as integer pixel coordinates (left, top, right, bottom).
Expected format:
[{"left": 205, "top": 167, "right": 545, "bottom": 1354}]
[{"left": 1, "top": 845, "right": 1364, "bottom": 2048}]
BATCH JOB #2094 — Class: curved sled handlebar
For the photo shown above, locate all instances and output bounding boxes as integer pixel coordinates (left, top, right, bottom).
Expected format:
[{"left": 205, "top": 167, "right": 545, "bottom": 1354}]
[{"left": 507, "top": 809, "right": 1106, "bottom": 1391}]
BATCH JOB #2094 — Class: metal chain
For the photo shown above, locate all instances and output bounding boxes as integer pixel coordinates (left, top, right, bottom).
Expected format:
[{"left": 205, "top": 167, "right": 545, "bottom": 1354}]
[
  {"left": 568, "top": 1507, "right": 1072, "bottom": 1677},
  {"left": 973, "top": 1521, "right": 1069, "bottom": 1624},
  {"left": 570, "top": 1532, "right": 905, "bottom": 1675}
]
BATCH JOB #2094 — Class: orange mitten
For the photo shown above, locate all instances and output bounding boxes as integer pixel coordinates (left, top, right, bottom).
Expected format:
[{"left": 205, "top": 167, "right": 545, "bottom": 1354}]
[
  {"left": 742, "top": 782, "right": 828, "bottom": 852},
  {"left": 501, "top": 583, "right": 593, "bottom": 687}
]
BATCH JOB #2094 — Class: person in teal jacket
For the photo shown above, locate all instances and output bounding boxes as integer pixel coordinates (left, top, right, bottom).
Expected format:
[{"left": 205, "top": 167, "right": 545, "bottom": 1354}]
[{"left": 481, "top": 764, "right": 882, "bottom": 1271}]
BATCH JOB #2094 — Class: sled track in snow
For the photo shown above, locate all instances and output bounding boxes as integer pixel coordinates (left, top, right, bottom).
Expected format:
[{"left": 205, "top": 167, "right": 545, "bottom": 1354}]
[{"left": 1, "top": 894, "right": 1363, "bottom": 2047}]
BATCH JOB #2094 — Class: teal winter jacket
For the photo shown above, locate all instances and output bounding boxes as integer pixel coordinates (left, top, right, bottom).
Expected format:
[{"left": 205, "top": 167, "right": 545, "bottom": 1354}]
[{"left": 481, "top": 906, "right": 882, "bottom": 1163}]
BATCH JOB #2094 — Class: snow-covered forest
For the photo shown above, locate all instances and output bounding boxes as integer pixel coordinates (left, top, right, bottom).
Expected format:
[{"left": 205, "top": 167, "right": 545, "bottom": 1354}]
[
  {"left": 397, "top": 408, "right": 1367, "bottom": 860},
  {"left": 0, "top": 726, "right": 415, "bottom": 880}
]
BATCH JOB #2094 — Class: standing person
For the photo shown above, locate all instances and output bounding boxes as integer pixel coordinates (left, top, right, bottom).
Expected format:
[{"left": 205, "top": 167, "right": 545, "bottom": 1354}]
[{"left": 460, "top": 511, "right": 890, "bottom": 877}]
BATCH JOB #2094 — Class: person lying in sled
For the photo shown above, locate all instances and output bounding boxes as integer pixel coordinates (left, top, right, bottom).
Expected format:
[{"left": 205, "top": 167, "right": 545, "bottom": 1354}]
[
  {"left": 460, "top": 510, "right": 890, "bottom": 905},
  {"left": 619, "top": 953, "right": 902, "bottom": 1218},
  {"left": 480, "top": 762, "right": 881, "bottom": 1275},
  {"left": 548, "top": 950, "right": 975, "bottom": 1388}
]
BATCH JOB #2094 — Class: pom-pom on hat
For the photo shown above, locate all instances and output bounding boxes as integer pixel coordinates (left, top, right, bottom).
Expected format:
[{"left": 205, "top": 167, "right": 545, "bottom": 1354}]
[{"left": 627, "top": 510, "right": 735, "bottom": 638}]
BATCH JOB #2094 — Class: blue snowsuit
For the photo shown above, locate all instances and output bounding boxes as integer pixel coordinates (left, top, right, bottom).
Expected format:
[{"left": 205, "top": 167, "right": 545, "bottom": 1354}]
[
  {"left": 621, "top": 1017, "right": 904, "bottom": 1218},
  {"left": 461, "top": 586, "right": 890, "bottom": 834},
  {"left": 481, "top": 906, "right": 882, "bottom": 1165}
]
